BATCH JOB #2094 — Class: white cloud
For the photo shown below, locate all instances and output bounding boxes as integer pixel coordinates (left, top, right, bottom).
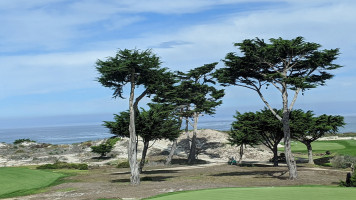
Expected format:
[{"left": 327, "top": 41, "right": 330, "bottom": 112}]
[{"left": 1, "top": 0, "right": 355, "bottom": 118}]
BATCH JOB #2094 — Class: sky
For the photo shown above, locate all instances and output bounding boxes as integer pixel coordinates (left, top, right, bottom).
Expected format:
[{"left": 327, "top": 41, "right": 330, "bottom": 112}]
[{"left": 0, "top": 0, "right": 356, "bottom": 128}]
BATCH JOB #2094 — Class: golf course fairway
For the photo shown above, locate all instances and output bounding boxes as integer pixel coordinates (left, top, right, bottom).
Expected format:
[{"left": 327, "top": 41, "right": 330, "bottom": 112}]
[
  {"left": 0, "top": 167, "right": 65, "bottom": 198},
  {"left": 145, "top": 187, "right": 356, "bottom": 200}
]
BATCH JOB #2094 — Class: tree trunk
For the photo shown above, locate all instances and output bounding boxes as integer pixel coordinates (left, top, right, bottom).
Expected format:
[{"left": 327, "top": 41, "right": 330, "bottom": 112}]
[
  {"left": 139, "top": 140, "right": 149, "bottom": 173},
  {"left": 185, "top": 118, "right": 191, "bottom": 149},
  {"left": 305, "top": 142, "right": 314, "bottom": 164},
  {"left": 238, "top": 145, "right": 244, "bottom": 163},
  {"left": 166, "top": 112, "right": 183, "bottom": 165},
  {"left": 165, "top": 140, "right": 178, "bottom": 165},
  {"left": 188, "top": 112, "right": 198, "bottom": 164},
  {"left": 282, "top": 108, "right": 298, "bottom": 180},
  {"left": 128, "top": 72, "right": 140, "bottom": 185},
  {"left": 272, "top": 144, "right": 279, "bottom": 167}
]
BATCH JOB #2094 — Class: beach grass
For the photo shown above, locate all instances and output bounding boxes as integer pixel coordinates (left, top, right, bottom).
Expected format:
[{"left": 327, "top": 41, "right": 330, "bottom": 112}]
[
  {"left": 144, "top": 187, "right": 356, "bottom": 200},
  {"left": 0, "top": 167, "right": 66, "bottom": 198}
]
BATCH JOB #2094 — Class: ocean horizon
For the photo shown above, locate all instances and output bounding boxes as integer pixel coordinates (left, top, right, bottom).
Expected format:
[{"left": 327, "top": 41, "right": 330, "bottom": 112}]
[{"left": 1, "top": 116, "right": 355, "bottom": 145}]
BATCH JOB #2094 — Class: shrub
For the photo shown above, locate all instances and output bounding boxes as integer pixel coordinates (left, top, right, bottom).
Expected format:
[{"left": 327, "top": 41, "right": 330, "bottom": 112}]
[
  {"left": 331, "top": 155, "right": 356, "bottom": 169},
  {"left": 13, "top": 138, "right": 36, "bottom": 145},
  {"left": 37, "top": 162, "right": 88, "bottom": 170},
  {"left": 91, "top": 137, "right": 119, "bottom": 157},
  {"left": 117, "top": 161, "right": 130, "bottom": 168},
  {"left": 91, "top": 143, "right": 113, "bottom": 157},
  {"left": 106, "top": 137, "right": 120, "bottom": 146},
  {"left": 339, "top": 172, "right": 356, "bottom": 187}
]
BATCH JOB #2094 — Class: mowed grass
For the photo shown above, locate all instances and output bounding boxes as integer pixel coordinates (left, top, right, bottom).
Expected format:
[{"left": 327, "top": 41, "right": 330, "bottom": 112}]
[
  {"left": 0, "top": 167, "right": 66, "bottom": 198},
  {"left": 279, "top": 140, "right": 356, "bottom": 156},
  {"left": 145, "top": 187, "right": 356, "bottom": 200}
]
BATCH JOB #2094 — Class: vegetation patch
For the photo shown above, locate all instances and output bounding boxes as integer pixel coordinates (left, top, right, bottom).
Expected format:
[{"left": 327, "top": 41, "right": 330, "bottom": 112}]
[
  {"left": 36, "top": 162, "right": 88, "bottom": 170},
  {"left": 144, "top": 187, "right": 356, "bottom": 200},
  {"left": 13, "top": 138, "right": 36, "bottom": 145},
  {"left": 0, "top": 167, "right": 65, "bottom": 198}
]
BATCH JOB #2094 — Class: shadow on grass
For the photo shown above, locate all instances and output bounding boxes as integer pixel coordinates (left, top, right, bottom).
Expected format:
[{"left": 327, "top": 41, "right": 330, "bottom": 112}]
[
  {"left": 142, "top": 170, "right": 181, "bottom": 174},
  {"left": 111, "top": 176, "right": 175, "bottom": 183},
  {"left": 211, "top": 170, "right": 289, "bottom": 180}
]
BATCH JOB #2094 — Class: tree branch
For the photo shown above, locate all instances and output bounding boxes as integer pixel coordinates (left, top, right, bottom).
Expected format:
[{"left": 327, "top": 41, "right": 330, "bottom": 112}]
[
  {"left": 133, "top": 89, "right": 148, "bottom": 110},
  {"left": 256, "top": 89, "right": 282, "bottom": 121},
  {"left": 271, "top": 81, "right": 283, "bottom": 93},
  {"left": 289, "top": 88, "right": 301, "bottom": 110}
]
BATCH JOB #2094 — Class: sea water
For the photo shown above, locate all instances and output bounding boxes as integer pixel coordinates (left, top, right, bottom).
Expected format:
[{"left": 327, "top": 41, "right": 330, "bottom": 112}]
[{"left": 0, "top": 117, "right": 355, "bottom": 144}]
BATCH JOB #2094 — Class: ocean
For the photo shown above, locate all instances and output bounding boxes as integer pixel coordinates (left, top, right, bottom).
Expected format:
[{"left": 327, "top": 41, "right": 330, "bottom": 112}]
[{"left": 0, "top": 117, "right": 355, "bottom": 144}]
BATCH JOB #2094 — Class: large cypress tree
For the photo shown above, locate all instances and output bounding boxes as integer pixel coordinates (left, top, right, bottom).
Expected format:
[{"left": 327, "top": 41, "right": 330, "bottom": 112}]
[
  {"left": 214, "top": 37, "right": 342, "bottom": 179},
  {"left": 96, "top": 49, "right": 172, "bottom": 185}
]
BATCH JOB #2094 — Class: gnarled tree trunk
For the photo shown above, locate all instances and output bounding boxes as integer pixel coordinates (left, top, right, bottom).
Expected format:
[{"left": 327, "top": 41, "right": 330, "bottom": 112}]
[
  {"left": 188, "top": 112, "right": 199, "bottom": 164},
  {"left": 165, "top": 140, "right": 177, "bottom": 165},
  {"left": 305, "top": 142, "right": 314, "bottom": 164},
  {"left": 128, "top": 72, "right": 140, "bottom": 185},
  {"left": 272, "top": 143, "right": 279, "bottom": 167},
  {"left": 139, "top": 140, "right": 149, "bottom": 173},
  {"left": 282, "top": 108, "right": 297, "bottom": 180}
]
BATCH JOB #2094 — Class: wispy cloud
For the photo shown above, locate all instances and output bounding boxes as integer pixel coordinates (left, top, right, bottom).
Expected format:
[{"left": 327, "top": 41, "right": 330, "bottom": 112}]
[{"left": 0, "top": 0, "right": 355, "bottom": 120}]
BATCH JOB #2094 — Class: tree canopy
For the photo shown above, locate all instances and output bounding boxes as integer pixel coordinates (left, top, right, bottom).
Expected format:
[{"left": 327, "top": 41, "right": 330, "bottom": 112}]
[
  {"left": 214, "top": 36, "right": 342, "bottom": 179},
  {"left": 104, "top": 103, "right": 181, "bottom": 171},
  {"left": 96, "top": 48, "right": 174, "bottom": 185},
  {"left": 290, "top": 109, "right": 345, "bottom": 164},
  {"left": 229, "top": 108, "right": 284, "bottom": 166}
]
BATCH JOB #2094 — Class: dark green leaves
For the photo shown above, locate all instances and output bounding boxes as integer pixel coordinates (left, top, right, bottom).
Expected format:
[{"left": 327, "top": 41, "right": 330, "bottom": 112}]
[
  {"left": 96, "top": 49, "right": 164, "bottom": 98},
  {"left": 215, "top": 36, "right": 342, "bottom": 91}
]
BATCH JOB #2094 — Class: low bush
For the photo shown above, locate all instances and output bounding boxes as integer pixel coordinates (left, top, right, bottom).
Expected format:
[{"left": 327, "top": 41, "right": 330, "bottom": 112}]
[
  {"left": 91, "top": 137, "right": 120, "bottom": 157},
  {"left": 91, "top": 143, "right": 113, "bottom": 157},
  {"left": 331, "top": 155, "right": 356, "bottom": 169},
  {"left": 13, "top": 138, "right": 36, "bottom": 145},
  {"left": 339, "top": 172, "right": 356, "bottom": 187},
  {"left": 117, "top": 161, "right": 130, "bottom": 168},
  {"left": 37, "top": 162, "right": 88, "bottom": 170}
]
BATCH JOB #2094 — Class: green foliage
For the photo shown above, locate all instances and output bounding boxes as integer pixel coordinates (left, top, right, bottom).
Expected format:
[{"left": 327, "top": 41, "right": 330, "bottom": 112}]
[
  {"left": 229, "top": 111, "right": 261, "bottom": 147},
  {"left": 37, "top": 162, "right": 89, "bottom": 170},
  {"left": 331, "top": 155, "right": 356, "bottom": 169},
  {"left": 229, "top": 108, "right": 284, "bottom": 164},
  {"left": 339, "top": 172, "right": 356, "bottom": 187},
  {"left": 13, "top": 138, "right": 36, "bottom": 144},
  {"left": 175, "top": 63, "right": 224, "bottom": 116},
  {"left": 214, "top": 36, "right": 342, "bottom": 91},
  {"left": 91, "top": 139, "right": 118, "bottom": 157},
  {"left": 290, "top": 110, "right": 345, "bottom": 143},
  {"left": 105, "top": 104, "right": 181, "bottom": 142},
  {"left": 96, "top": 48, "right": 169, "bottom": 99}
]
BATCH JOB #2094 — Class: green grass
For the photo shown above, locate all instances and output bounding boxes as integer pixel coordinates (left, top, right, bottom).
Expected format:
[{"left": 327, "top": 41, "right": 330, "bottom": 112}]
[
  {"left": 279, "top": 140, "right": 356, "bottom": 156},
  {"left": 144, "top": 187, "right": 356, "bottom": 200},
  {"left": 0, "top": 167, "right": 66, "bottom": 198}
]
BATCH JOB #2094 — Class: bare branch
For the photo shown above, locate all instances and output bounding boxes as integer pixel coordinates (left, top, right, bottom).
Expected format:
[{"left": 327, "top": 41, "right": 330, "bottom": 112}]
[
  {"left": 133, "top": 89, "right": 148, "bottom": 110},
  {"left": 186, "top": 117, "right": 194, "bottom": 127},
  {"left": 256, "top": 89, "right": 282, "bottom": 121},
  {"left": 271, "top": 81, "right": 283, "bottom": 93},
  {"left": 289, "top": 88, "right": 301, "bottom": 110}
]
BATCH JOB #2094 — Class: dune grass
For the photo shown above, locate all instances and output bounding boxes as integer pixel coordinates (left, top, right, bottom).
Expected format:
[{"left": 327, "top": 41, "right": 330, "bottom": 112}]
[
  {"left": 144, "top": 187, "right": 356, "bottom": 200},
  {"left": 0, "top": 167, "right": 66, "bottom": 198},
  {"left": 279, "top": 140, "right": 356, "bottom": 156}
]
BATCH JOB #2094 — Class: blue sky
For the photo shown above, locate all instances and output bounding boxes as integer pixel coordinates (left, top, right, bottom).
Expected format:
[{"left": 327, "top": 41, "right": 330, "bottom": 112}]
[{"left": 0, "top": 0, "right": 356, "bottom": 128}]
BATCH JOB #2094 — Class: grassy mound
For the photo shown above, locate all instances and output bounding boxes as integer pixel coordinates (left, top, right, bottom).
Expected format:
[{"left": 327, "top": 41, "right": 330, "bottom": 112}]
[
  {"left": 145, "top": 187, "right": 356, "bottom": 200},
  {"left": 0, "top": 167, "right": 65, "bottom": 198}
]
